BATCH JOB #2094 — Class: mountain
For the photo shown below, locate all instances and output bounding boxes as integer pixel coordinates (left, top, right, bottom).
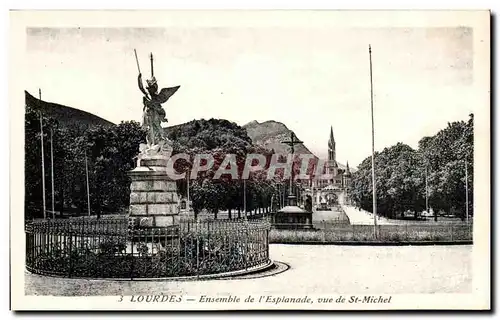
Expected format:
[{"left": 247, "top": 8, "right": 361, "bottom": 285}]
[
  {"left": 243, "top": 120, "right": 314, "bottom": 155},
  {"left": 243, "top": 120, "right": 353, "bottom": 172},
  {"left": 25, "top": 90, "right": 115, "bottom": 129}
]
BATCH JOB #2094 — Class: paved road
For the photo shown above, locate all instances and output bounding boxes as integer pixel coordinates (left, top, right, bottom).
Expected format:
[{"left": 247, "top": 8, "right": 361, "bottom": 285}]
[
  {"left": 342, "top": 205, "right": 395, "bottom": 225},
  {"left": 342, "top": 205, "right": 471, "bottom": 225},
  {"left": 25, "top": 244, "right": 471, "bottom": 296},
  {"left": 312, "top": 208, "right": 346, "bottom": 222}
]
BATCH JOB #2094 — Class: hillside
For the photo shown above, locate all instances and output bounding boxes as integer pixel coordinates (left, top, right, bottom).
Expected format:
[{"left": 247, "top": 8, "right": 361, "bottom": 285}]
[
  {"left": 243, "top": 120, "right": 352, "bottom": 171},
  {"left": 25, "top": 90, "right": 115, "bottom": 129}
]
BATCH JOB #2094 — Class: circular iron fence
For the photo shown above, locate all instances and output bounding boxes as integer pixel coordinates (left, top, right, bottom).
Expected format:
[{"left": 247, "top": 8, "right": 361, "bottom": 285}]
[{"left": 25, "top": 218, "right": 271, "bottom": 279}]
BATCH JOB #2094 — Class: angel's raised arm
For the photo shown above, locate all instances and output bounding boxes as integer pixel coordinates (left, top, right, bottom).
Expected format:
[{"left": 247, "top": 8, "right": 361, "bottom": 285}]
[{"left": 138, "top": 73, "right": 148, "bottom": 96}]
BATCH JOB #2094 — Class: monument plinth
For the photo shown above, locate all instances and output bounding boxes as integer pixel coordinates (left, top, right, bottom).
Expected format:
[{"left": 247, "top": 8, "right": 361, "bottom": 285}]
[{"left": 128, "top": 146, "right": 180, "bottom": 228}]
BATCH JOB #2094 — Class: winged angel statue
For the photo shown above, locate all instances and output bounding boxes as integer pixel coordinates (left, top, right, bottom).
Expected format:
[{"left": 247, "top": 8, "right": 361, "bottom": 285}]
[{"left": 138, "top": 73, "right": 180, "bottom": 149}]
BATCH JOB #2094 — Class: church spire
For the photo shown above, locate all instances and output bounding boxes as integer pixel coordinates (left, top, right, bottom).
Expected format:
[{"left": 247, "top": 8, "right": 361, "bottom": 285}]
[
  {"left": 346, "top": 161, "right": 351, "bottom": 174},
  {"left": 329, "top": 126, "right": 335, "bottom": 144},
  {"left": 328, "top": 126, "right": 336, "bottom": 163}
]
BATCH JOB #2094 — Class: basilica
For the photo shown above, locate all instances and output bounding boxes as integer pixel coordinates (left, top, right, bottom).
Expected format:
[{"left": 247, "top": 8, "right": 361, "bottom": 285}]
[{"left": 308, "top": 127, "right": 352, "bottom": 206}]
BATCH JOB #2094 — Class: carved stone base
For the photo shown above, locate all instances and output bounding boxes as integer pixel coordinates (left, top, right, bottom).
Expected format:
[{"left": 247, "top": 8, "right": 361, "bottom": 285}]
[{"left": 128, "top": 153, "right": 179, "bottom": 228}]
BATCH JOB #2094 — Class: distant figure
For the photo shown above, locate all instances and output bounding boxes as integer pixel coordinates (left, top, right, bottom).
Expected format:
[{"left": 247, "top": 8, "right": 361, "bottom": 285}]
[{"left": 305, "top": 196, "right": 313, "bottom": 212}]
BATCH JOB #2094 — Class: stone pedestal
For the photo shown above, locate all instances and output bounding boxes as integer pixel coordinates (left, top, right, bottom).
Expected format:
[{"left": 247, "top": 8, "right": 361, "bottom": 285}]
[{"left": 128, "top": 153, "right": 180, "bottom": 228}]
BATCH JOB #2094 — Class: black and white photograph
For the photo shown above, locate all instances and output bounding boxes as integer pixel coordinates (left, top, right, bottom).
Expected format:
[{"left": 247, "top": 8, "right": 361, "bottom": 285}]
[{"left": 9, "top": 10, "right": 490, "bottom": 310}]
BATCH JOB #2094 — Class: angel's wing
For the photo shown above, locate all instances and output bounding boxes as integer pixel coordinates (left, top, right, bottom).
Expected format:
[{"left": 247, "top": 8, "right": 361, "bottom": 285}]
[{"left": 157, "top": 86, "right": 180, "bottom": 104}]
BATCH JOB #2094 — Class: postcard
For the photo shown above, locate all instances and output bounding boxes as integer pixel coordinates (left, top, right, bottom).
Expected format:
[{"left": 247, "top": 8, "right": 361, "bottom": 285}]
[{"left": 10, "top": 10, "right": 490, "bottom": 311}]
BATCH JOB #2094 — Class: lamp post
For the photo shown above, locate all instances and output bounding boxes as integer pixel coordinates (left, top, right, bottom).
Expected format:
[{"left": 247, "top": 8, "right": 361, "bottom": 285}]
[
  {"left": 186, "top": 168, "right": 190, "bottom": 217},
  {"left": 420, "top": 151, "right": 434, "bottom": 221},
  {"left": 425, "top": 164, "right": 428, "bottom": 212},
  {"left": 461, "top": 125, "right": 471, "bottom": 223},
  {"left": 85, "top": 150, "right": 91, "bottom": 217},
  {"left": 420, "top": 152, "right": 429, "bottom": 213},
  {"left": 50, "top": 128, "right": 55, "bottom": 219},
  {"left": 311, "top": 185, "right": 315, "bottom": 211},
  {"left": 277, "top": 183, "right": 281, "bottom": 209},
  {"left": 243, "top": 179, "right": 247, "bottom": 221},
  {"left": 465, "top": 155, "right": 469, "bottom": 223}
]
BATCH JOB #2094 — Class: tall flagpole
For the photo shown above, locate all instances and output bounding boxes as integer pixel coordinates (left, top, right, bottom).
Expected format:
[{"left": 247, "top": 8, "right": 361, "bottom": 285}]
[
  {"left": 85, "top": 151, "right": 91, "bottom": 216},
  {"left": 369, "top": 45, "right": 378, "bottom": 232},
  {"left": 50, "top": 128, "right": 55, "bottom": 219},
  {"left": 39, "top": 89, "right": 47, "bottom": 219}
]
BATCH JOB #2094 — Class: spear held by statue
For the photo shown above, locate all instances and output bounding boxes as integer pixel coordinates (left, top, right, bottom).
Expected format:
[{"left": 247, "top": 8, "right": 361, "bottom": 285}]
[{"left": 134, "top": 49, "right": 141, "bottom": 74}]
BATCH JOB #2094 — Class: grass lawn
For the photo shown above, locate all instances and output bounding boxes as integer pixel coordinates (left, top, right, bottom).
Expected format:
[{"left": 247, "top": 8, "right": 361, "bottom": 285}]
[{"left": 269, "top": 224, "right": 472, "bottom": 243}]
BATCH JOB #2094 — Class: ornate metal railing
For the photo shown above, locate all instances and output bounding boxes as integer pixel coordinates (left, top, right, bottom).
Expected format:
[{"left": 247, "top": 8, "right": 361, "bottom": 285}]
[{"left": 25, "top": 218, "right": 271, "bottom": 279}]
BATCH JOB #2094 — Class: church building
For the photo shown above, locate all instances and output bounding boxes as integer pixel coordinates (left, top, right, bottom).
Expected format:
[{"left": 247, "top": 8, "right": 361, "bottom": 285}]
[{"left": 310, "top": 127, "right": 352, "bottom": 205}]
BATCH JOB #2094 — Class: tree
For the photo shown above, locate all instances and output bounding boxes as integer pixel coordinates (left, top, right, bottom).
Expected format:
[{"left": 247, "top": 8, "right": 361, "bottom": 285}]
[
  {"left": 418, "top": 114, "right": 473, "bottom": 219},
  {"left": 167, "top": 118, "right": 278, "bottom": 219},
  {"left": 349, "top": 114, "right": 474, "bottom": 219},
  {"left": 24, "top": 98, "right": 147, "bottom": 220},
  {"left": 25, "top": 102, "right": 58, "bottom": 219},
  {"left": 350, "top": 143, "right": 424, "bottom": 218},
  {"left": 78, "top": 122, "right": 146, "bottom": 216}
]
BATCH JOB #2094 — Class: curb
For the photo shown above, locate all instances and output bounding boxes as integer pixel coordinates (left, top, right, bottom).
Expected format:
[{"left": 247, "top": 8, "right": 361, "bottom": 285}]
[{"left": 26, "top": 260, "right": 276, "bottom": 282}]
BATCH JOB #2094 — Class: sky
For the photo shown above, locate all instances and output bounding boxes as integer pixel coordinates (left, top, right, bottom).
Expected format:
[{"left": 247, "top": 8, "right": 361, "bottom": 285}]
[{"left": 25, "top": 26, "right": 475, "bottom": 167}]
